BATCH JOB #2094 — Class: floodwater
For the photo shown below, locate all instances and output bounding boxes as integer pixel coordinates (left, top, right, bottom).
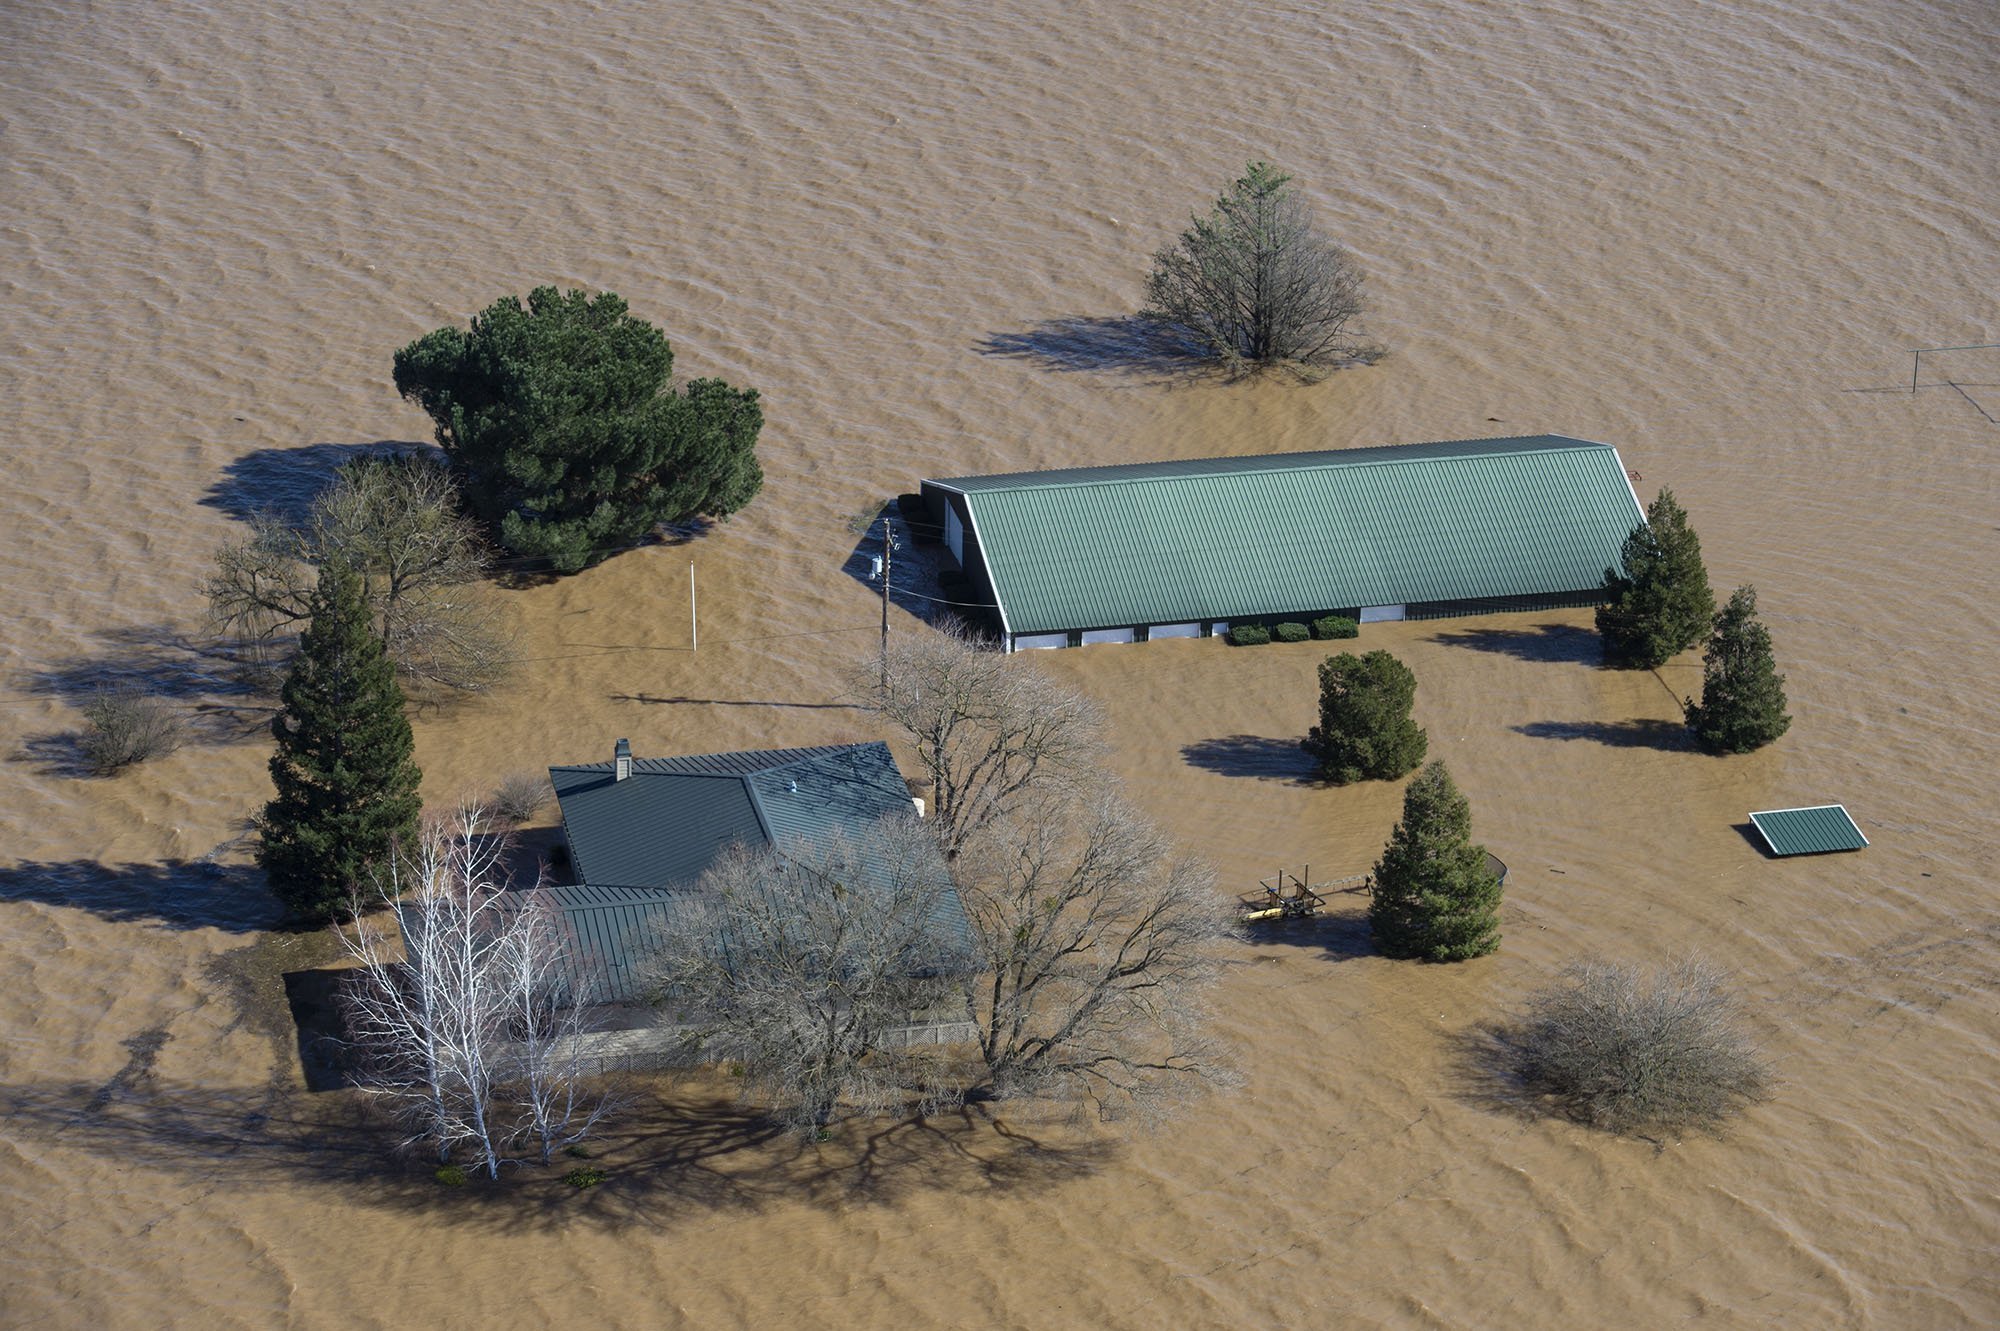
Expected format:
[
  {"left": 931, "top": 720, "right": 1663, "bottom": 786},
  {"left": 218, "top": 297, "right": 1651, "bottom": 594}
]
[{"left": 3, "top": 0, "right": 1997, "bottom": 1324}]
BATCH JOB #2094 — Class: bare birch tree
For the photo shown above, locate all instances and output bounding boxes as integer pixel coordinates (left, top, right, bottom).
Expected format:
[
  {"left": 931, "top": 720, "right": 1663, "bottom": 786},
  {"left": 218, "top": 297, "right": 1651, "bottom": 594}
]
[
  {"left": 1143, "top": 161, "right": 1379, "bottom": 375},
  {"left": 207, "top": 453, "right": 513, "bottom": 694},
  {"left": 339, "top": 804, "right": 608, "bottom": 1176},
  {"left": 501, "top": 889, "right": 615, "bottom": 1163},
  {"left": 958, "top": 790, "right": 1237, "bottom": 1122},
  {"left": 868, "top": 621, "right": 1104, "bottom": 860},
  {"left": 635, "top": 817, "right": 973, "bottom": 1135}
]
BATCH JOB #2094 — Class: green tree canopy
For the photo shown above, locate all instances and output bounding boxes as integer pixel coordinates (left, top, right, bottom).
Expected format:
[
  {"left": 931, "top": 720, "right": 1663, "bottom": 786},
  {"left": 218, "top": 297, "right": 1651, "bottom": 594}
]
[
  {"left": 1685, "top": 586, "right": 1791, "bottom": 754},
  {"left": 1143, "top": 161, "right": 1377, "bottom": 372},
  {"left": 1598, "top": 487, "right": 1713, "bottom": 669},
  {"left": 1303, "top": 649, "right": 1428, "bottom": 785},
  {"left": 258, "top": 561, "right": 422, "bottom": 924},
  {"left": 393, "top": 287, "right": 763, "bottom": 572},
  {"left": 1369, "top": 761, "right": 1502, "bottom": 962}
]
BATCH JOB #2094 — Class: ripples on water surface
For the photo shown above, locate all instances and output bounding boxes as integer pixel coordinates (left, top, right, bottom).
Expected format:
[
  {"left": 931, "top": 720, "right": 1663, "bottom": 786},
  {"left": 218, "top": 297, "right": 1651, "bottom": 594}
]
[{"left": 1, "top": 0, "right": 1996, "bottom": 1325}]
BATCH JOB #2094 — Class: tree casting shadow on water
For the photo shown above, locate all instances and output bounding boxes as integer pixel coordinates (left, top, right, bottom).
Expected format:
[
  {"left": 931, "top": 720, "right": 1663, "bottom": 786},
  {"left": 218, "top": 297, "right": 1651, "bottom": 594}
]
[
  {"left": 201, "top": 440, "right": 434, "bottom": 526},
  {"left": 0, "top": 1077, "right": 1113, "bottom": 1234}
]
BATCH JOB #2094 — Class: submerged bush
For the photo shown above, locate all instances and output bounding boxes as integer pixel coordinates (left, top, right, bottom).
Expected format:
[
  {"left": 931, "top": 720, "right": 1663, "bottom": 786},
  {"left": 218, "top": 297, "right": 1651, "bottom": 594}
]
[
  {"left": 1273, "top": 622, "right": 1309, "bottom": 643},
  {"left": 79, "top": 688, "right": 184, "bottom": 774},
  {"left": 1226, "top": 624, "right": 1271, "bottom": 646},
  {"left": 434, "top": 1164, "right": 468, "bottom": 1186},
  {"left": 1504, "top": 957, "right": 1770, "bottom": 1136},
  {"left": 1311, "top": 614, "right": 1359, "bottom": 640},
  {"left": 564, "top": 1167, "right": 607, "bottom": 1189}
]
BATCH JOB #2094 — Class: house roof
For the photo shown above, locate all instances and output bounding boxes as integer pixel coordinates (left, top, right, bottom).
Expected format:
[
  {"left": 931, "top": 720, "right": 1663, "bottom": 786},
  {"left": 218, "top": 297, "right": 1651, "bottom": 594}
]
[
  {"left": 926, "top": 435, "right": 1646, "bottom": 634},
  {"left": 535, "top": 742, "right": 967, "bottom": 1004},
  {"left": 1749, "top": 805, "right": 1869, "bottom": 857}
]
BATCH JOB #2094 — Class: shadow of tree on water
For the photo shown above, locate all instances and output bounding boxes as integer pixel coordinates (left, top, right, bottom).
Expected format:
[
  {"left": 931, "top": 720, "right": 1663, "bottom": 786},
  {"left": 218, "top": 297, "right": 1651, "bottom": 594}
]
[
  {"left": 1431, "top": 621, "right": 1602, "bottom": 665},
  {"left": 976, "top": 316, "right": 1216, "bottom": 380},
  {"left": 200, "top": 441, "right": 434, "bottom": 526},
  {"left": 0, "top": 1076, "right": 1113, "bottom": 1234},
  {"left": 1181, "top": 735, "right": 1317, "bottom": 784},
  {"left": 1513, "top": 719, "right": 1690, "bottom": 751},
  {"left": 0, "top": 858, "right": 280, "bottom": 933}
]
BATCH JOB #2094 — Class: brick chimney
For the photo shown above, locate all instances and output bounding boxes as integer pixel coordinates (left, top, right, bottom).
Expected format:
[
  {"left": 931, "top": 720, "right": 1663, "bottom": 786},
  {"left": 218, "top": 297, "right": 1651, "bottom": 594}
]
[{"left": 614, "top": 737, "right": 632, "bottom": 782}]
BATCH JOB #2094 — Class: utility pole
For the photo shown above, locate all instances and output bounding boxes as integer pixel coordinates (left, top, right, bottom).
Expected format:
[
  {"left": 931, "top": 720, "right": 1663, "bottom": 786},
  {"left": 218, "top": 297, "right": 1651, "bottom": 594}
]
[
  {"left": 689, "top": 560, "right": 698, "bottom": 653},
  {"left": 878, "top": 514, "right": 892, "bottom": 691}
]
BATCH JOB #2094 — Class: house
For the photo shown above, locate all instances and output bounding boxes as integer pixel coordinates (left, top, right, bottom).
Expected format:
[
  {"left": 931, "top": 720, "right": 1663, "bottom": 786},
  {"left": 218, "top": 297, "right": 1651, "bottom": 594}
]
[
  {"left": 919, "top": 434, "right": 1648, "bottom": 651},
  {"left": 529, "top": 739, "right": 967, "bottom": 1008}
]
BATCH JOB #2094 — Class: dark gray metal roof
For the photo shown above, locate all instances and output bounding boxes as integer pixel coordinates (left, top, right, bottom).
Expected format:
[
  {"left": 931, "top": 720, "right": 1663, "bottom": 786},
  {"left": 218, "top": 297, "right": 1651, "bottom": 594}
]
[
  {"left": 1749, "top": 805, "right": 1869, "bottom": 856},
  {"left": 533, "top": 742, "right": 968, "bottom": 1004}
]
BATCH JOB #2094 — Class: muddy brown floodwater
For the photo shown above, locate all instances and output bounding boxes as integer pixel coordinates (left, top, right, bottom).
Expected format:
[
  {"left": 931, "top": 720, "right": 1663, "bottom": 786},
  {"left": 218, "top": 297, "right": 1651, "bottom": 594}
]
[{"left": 3, "top": 0, "right": 1997, "bottom": 1325}]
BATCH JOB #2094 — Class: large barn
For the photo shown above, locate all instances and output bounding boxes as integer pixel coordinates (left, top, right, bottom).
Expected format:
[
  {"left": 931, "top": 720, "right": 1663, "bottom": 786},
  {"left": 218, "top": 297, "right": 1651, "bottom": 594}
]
[{"left": 919, "top": 435, "right": 1648, "bottom": 651}]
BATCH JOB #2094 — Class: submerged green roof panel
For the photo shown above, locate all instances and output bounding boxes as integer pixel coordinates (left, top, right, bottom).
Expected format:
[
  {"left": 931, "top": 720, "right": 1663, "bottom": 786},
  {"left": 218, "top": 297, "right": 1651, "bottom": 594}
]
[
  {"left": 932, "top": 435, "right": 1646, "bottom": 635},
  {"left": 1749, "top": 805, "right": 1869, "bottom": 857}
]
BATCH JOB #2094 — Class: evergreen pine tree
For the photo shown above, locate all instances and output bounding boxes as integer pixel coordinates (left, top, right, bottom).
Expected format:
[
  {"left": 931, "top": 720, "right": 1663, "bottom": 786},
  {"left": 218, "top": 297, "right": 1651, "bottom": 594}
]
[
  {"left": 393, "top": 287, "right": 763, "bottom": 572},
  {"left": 1303, "top": 650, "right": 1428, "bottom": 785},
  {"left": 1684, "top": 586, "right": 1791, "bottom": 754},
  {"left": 1368, "top": 761, "right": 1502, "bottom": 962},
  {"left": 258, "top": 561, "right": 422, "bottom": 924},
  {"left": 1598, "top": 488, "right": 1714, "bottom": 669}
]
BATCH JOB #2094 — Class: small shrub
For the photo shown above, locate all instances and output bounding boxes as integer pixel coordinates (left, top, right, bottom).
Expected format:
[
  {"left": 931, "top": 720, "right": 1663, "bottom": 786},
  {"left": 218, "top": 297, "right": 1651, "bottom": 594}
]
[
  {"left": 564, "top": 1166, "right": 607, "bottom": 1189},
  {"left": 563, "top": 1144, "right": 592, "bottom": 1159},
  {"left": 434, "top": 1164, "right": 468, "bottom": 1186},
  {"left": 78, "top": 688, "right": 184, "bottom": 775},
  {"left": 1503, "top": 957, "right": 1770, "bottom": 1135},
  {"left": 1311, "top": 614, "right": 1358, "bottom": 640},
  {"left": 1273, "top": 622, "right": 1309, "bottom": 643},
  {"left": 1226, "top": 624, "right": 1271, "bottom": 646},
  {"left": 491, "top": 770, "right": 550, "bottom": 824}
]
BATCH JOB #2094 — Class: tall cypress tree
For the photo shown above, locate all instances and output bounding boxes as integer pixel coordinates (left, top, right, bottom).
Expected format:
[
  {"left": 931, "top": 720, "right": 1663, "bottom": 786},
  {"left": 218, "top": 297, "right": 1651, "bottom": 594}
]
[
  {"left": 1369, "top": 761, "right": 1502, "bottom": 962},
  {"left": 258, "top": 561, "right": 422, "bottom": 924},
  {"left": 1685, "top": 586, "right": 1791, "bottom": 754},
  {"left": 1598, "top": 488, "right": 1714, "bottom": 669}
]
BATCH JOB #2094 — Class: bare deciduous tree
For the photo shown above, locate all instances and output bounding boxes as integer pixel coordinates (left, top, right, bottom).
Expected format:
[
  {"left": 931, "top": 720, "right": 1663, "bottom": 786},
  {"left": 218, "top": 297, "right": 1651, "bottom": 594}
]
[
  {"left": 636, "top": 817, "right": 973, "bottom": 1135},
  {"left": 339, "top": 804, "right": 608, "bottom": 1177},
  {"left": 1495, "top": 956, "right": 1772, "bottom": 1136},
  {"left": 868, "top": 621, "right": 1104, "bottom": 861},
  {"left": 959, "top": 791, "right": 1237, "bottom": 1122},
  {"left": 1144, "top": 161, "right": 1380, "bottom": 376},
  {"left": 77, "top": 686, "right": 184, "bottom": 773},
  {"left": 207, "top": 453, "right": 513, "bottom": 695}
]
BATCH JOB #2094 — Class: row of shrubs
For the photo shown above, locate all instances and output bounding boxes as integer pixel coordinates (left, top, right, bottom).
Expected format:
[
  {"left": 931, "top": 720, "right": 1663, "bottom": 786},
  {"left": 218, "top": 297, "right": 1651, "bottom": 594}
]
[{"left": 1226, "top": 615, "right": 1359, "bottom": 646}]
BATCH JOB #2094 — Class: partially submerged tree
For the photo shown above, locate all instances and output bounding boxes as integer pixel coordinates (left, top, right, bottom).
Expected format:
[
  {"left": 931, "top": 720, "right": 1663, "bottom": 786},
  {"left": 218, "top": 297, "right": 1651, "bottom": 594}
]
[
  {"left": 393, "top": 287, "right": 764, "bottom": 572},
  {"left": 340, "top": 805, "right": 610, "bottom": 1176},
  {"left": 77, "top": 687, "right": 184, "bottom": 774},
  {"left": 1598, "top": 488, "right": 1714, "bottom": 669},
  {"left": 869, "top": 622, "right": 1105, "bottom": 860},
  {"left": 637, "top": 818, "right": 973, "bottom": 1135},
  {"left": 1498, "top": 957, "right": 1771, "bottom": 1136},
  {"left": 258, "top": 561, "right": 422, "bottom": 925},
  {"left": 1303, "top": 650, "right": 1428, "bottom": 785},
  {"left": 1143, "top": 161, "right": 1377, "bottom": 374},
  {"left": 959, "top": 791, "right": 1236, "bottom": 1121},
  {"left": 1685, "top": 586, "right": 1791, "bottom": 754},
  {"left": 206, "top": 452, "right": 512, "bottom": 694},
  {"left": 1369, "top": 760, "right": 1502, "bottom": 962}
]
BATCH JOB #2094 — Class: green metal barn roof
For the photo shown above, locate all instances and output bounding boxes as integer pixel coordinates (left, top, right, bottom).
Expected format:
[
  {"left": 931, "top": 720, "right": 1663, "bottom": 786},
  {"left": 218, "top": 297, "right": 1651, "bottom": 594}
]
[
  {"left": 526, "top": 743, "right": 968, "bottom": 1004},
  {"left": 1749, "top": 805, "right": 1869, "bottom": 857},
  {"left": 928, "top": 435, "right": 1645, "bottom": 635}
]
